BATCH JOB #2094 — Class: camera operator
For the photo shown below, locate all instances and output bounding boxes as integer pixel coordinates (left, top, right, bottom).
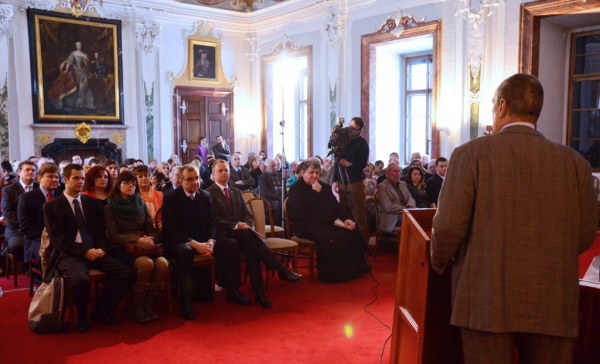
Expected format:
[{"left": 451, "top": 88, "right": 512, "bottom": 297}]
[{"left": 333, "top": 116, "right": 370, "bottom": 245}]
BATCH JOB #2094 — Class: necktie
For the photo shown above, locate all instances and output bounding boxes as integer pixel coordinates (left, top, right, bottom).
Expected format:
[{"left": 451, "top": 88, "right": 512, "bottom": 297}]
[
  {"left": 25, "top": 185, "right": 32, "bottom": 192},
  {"left": 72, "top": 199, "right": 94, "bottom": 249},
  {"left": 47, "top": 192, "right": 53, "bottom": 201},
  {"left": 189, "top": 193, "right": 195, "bottom": 201},
  {"left": 223, "top": 187, "right": 233, "bottom": 210}
]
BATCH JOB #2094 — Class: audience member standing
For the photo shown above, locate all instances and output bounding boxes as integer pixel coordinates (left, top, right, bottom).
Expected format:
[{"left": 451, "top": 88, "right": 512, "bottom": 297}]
[
  {"left": 193, "top": 136, "right": 209, "bottom": 167},
  {"left": 431, "top": 73, "right": 598, "bottom": 363}
]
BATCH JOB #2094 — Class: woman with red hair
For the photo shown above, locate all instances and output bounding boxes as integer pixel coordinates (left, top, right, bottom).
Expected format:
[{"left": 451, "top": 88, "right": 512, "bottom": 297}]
[{"left": 82, "top": 165, "right": 112, "bottom": 201}]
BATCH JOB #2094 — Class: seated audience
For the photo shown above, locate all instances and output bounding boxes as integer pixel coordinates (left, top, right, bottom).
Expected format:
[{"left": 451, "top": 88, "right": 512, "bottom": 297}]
[
  {"left": 161, "top": 166, "right": 181, "bottom": 197},
  {"left": 373, "top": 160, "right": 384, "bottom": 177},
  {"left": 425, "top": 157, "right": 447, "bottom": 206},
  {"left": 104, "top": 159, "right": 119, "bottom": 181},
  {"left": 71, "top": 155, "right": 82, "bottom": 165},
  {"left": 105, "top": 171, "right": 169, "bottom": 323},
  {"left": 134, "top": 166, "right": 163, "bottom": 222},
  {"left": 162, "top": 164, "right": 246, "bottom": 320},
  {"left": 244, "top": 152, "right": 257, "bottom": 170},
  {"left": 249, "top": 156, "right": 263, "bottom": 189},
  {"left": 82, "top": 165, "right": 112, "bottom": 201},
  {"left": 1, "top": 160, "right": 17, "bottom": 181},
  {"left": 259, "top": 150, "right": 267, "bottom": 160},
  {"left": 2, "top": 160, "right": 38, "bottom": 263},
  {"left": 18, "top": 163, "right": 62, "bottom": 283},
  {"left": 258, "top": 158, "right": 282, "bottom": 226},
  {"left": 44, "top": 164, "right": 135, "bottom": 333},
  {"left": 228, "top": 152, "right": 255, "bottom": 190},
  {"left": 405, "top": 166, "right": 435, "bottom": 208},
  {"left": 286, "top": 161, "right": 300, "bottom": 188},
  {"left": 207, "top": 160, "right": 301, "bottom": 308},
  {"left": 288, "top": 161, "right": 370, "bottom": 283},
  {"left": 364, "top": 163, "right": 377, "bottom": 232},
  {"left": 424, "top": 158, "right": 435, "bottom": 182},
  {"left": 377, "top": 163, "right": 415, "bottom": 232}
]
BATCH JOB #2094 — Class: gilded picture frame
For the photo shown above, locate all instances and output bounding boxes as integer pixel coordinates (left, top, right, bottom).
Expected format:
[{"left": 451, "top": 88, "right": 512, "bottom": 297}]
[
  {"left": 189, "top": 39, "right": 219, "bottom": 82},
  {"left": 27, "top": 9, "right": 124, "bottom": 124}
]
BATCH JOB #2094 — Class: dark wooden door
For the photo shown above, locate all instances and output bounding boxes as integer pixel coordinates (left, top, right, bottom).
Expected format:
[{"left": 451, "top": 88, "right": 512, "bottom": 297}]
[{"left": 173, "top": 87, "right": 233, "bottom": 165}]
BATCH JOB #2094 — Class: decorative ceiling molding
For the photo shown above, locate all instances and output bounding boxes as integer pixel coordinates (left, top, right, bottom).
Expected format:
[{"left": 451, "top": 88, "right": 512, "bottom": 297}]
[
  {"left": 266, "top": 34, "right": 302, "bottom": 56},
  {"left": 18, "top": 0, "right": 115, "bottom": 19},
  {"left": 377, "top": 9, "right": 424, "bottom": 37},
  {"left": 135, "top": 21, "right": 161, "bottom": 55},
  {"left": 323, "top": 11, "right": 345, "bottom": 47},
  {"left": 231, "top": 0, "right": 265, "bottom": 11},
  {"left": 0, "top": 5, "right": 15, "bottom": 39}
]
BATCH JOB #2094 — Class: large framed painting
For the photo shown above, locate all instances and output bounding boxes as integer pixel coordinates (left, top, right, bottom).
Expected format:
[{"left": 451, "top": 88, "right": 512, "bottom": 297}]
[
  {"left": 189, "top": 39, "right": 218, "bottom": 82},
  {"left": 27, "top": 9, "right": 124, "bottom": 124}
]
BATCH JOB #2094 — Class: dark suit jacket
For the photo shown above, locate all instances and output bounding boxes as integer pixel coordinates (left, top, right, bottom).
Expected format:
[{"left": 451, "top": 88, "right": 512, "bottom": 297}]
[
  {"left": 228, "top": 166, "right": 255, "bottom": 190},
  {"left": 161, "top": 186, "right": 217, "bottom": 245},
  {"left": 431, "top": 125, "right": 598, "bottom": 337},
  {"left": 43, "top": 194, "right": 108, "bottom": 258},
  {"left": 258, "top": 172, "right": 280, "bottom": 204},
  {"left": 1, "top": 181, "right": 38, "bottom": 240},
  {"left": 212, "top": 144, "right": 231, "bottom": 161},
  {"left": 425, "top": 173, "right": 443, "bottom": 205},
  {"left": 206, "top": 184, "right": 253, "bottom": 236},
  {"left": 19, "top": 188, "right": 63, "bottom": 262}
]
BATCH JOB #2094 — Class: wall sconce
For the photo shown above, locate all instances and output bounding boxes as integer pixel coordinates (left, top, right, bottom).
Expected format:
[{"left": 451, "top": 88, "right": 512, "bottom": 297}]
[
  {"left": 221, "top": 103, "right": 228, "bottom": 116},
  {"left": 456, "top": 0, "right": 499, "bottom": 28}
]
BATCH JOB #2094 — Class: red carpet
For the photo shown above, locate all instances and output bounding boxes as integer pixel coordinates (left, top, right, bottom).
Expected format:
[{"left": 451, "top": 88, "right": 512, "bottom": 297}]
[{"left": 0, "top": 251, "right": 397, "bottom": 364}]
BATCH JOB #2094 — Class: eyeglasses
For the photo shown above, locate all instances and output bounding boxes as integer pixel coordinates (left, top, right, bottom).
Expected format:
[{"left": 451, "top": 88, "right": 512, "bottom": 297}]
[
  {"left": 121, "top": 181, "right": 136, "bottom": 186},
  {"left": 183, "top": 177, "right": 200, "bottom": 182}
]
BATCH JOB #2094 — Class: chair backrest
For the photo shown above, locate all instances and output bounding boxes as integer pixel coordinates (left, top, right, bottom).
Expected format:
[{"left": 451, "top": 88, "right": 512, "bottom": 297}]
[
  {"left": 373, "top": 189, "right": 381, "bottom": 232},
  {"left": 241, "top": 190, "right": 257, "bottom": 204},
  {"left": 283, "top": 197, "right": 292, "bottom": 239},
  {"left": 154, "top": 206, "right": 163, "bottom": 239},
  {"left": 246, "top": 197, "right": 275, "bottom": 237},
  {"left": 594, "top": 175, "right": 600, "bottom": 201}
]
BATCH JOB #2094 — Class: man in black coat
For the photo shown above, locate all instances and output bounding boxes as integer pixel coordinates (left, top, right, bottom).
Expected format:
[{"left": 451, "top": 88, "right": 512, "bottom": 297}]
[
  {"left": 425, "top": 157, "right": 447, "bottom": 206},
  {"left": 19, "top": 163, "right": 63, "bottom": 268},
  {"left": 211, "top": 135, "right": 231, "bottom": 161},
  {"left": 228, "top": 152, "right": 255, "bottom": 190},
  {"left": 288, "top": 161, "right": 369, "bottom": 283},
  {"left": 2, "top": 160, "right": 38, "bottom": 263},
  {"left": 162, "top": 164, "right": 248, "bottom": 320},
  {"left": 258, "top": 158, "right": 282, "bottom": 226},
  {"left": 207, "top": 160, "right": 301, "bottom": 308},
  {"left": 44, "top": 164, "right": 135, "bottom": 333}
]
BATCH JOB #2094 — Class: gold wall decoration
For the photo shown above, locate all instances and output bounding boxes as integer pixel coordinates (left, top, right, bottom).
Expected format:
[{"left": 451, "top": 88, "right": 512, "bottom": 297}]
[
  {"left": 74, "top": 122, "right": 91, "bottom": 143},
  {"left": 35, "top": 132, "right": 52, "bottom": 148},
  {"left": 111, "top": 131, "right": 124, "bottom": 145}
]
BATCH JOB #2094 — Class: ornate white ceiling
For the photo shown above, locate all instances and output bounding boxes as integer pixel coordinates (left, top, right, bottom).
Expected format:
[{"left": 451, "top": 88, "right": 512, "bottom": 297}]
[{"left": 175, "top": 0, "right": 288, "bottom": 13}]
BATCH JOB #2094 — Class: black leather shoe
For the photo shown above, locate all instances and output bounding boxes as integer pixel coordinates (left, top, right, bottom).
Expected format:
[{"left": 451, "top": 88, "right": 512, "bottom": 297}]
[
  {"left": 75, "top": 320, "right": 89, "bottom": 333},
  {"left": 255, "top": 290, "right": 272, "bottom": 309},
  {"left": 180, "top": 299, "right": 197, "bottom": 320},
  {"left": 90, "top": 307, "right": 120, "bottom": 325},
  {"left": 226, "top": 288, "right": 251, "bottom": 306},
  {"left": 278, "top": 267, "right": 303, "bottom": 283}
]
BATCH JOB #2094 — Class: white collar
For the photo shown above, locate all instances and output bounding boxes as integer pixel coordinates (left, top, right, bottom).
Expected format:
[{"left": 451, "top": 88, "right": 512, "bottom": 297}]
[{"left": 500, "top": 122, "right": 535, "bottom": 132}]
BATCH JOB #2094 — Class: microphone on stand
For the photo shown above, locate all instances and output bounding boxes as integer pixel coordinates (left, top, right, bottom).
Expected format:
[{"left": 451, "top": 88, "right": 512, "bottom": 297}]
[{"left": 279, "top": 120, "right": 285, "bottom": 128}]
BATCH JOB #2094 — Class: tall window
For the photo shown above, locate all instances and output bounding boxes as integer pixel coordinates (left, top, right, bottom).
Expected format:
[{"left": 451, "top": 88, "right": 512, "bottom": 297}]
[
  {"left": 404, "top": 55, "right": 433, "bottom": 164},
  {"left": 298, "top": 70, "right": 308, "bottom": 160},
  {"left": 567, "top": 30, "right": 600, "bottom": 168}
]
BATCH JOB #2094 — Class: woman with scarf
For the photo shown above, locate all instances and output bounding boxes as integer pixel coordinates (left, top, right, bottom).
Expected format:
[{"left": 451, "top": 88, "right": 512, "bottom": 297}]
[{"left": 105, "top": 171, "right": 168, "bottom": 323}]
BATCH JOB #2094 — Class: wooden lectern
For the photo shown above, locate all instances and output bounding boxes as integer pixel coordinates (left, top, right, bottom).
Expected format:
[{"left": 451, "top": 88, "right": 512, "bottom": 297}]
[{"left": 389, "top": 209, "right": 462, "bottom": 364}]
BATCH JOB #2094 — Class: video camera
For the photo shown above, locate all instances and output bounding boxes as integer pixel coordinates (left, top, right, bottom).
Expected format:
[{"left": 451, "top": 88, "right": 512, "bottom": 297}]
[{"left": 327, "top": 118, "right": 352, "bottom": 159}]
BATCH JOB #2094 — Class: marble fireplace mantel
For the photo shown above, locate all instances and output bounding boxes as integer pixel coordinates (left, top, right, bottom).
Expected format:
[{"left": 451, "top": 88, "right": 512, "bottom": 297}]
[{"left": 30, "top": 123, "right": 128, "bottom": 157}]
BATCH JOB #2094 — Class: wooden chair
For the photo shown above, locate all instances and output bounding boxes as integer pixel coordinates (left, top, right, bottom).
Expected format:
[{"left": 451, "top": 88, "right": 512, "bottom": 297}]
[
  {"left": 283, "top": 197, "right": 317, "bottom": 281},
  {"left": 29, "top": 258, "right": 42, "bottom": 296},
  {"left": 241, "top": 190, "right": 257, "bottom": 203},
  {"left": 5, "top": 251, "right": 18, "bottom": 287},
  {"left": 155, "top": 207, "right": 216, "bottom": 306},
  {"left": 246, "top": 197, "right": 299, "bottom": 288},
  {"left": 242, "top": 190, "right": 284, "bottom": 237},
  {"left": 373, "top": 189, "right": 401, "bottom": 258},
  {"left": 64, "top": 269, "right": 107, "bottom": 331}
]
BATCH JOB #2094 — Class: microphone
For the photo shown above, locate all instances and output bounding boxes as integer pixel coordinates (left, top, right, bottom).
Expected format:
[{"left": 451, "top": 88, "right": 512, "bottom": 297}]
[{"left": 279, "top": 120, "right": 285, "bottom": 127}]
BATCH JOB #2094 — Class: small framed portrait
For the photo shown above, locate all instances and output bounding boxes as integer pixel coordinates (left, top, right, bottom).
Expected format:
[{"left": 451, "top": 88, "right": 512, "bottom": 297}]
[
  {"left": 189, "top": 39, "right": 218, "bottom": 82},
  {"left": 27, "top": 9, "right": 124, "bottom": 124}
]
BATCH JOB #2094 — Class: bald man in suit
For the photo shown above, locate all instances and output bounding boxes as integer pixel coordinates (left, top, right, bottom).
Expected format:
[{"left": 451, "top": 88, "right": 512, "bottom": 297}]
[
  {"left": 207, "top": 160, "right": 301, "bottom": 309},
  {"left": 431, "top": 74, "right": 598, "bottom": 363}
]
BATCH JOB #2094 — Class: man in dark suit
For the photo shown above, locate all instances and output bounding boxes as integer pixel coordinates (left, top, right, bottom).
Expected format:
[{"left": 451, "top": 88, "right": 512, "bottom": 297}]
[
  {"left": 258, "top": 158, "right": 282, "bottom": 226},
  {"left": 207, "top": 160, "right": 301, "bottom": 308},
  {"left": 18, "top": 163, "right": 63, "bottom": 272},
  {"left": 211, "top": 135, "right": 231, "bottom": 161},
  {"left": 425, "top": 157, "right": 447, "bottom": 206},
  {"left": 431, "top": 74, "right": 598, "bottom": 362},
  {"left": 44, "top": 164, "right": 135, "bottom": 333},
  {"left": 162, "top": 164, "right": 249, "bottom": 320},
  {"left": 1, "top": 160, "right": 38, "bottom": 263},
  {"left": 228, "top": 152, "right": 255, "bottom": 190}
]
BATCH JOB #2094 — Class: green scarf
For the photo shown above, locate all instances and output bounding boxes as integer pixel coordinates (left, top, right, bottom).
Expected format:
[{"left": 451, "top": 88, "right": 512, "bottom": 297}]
[{"left": 108, "top": 194, "right": 145, "bottom": 220}]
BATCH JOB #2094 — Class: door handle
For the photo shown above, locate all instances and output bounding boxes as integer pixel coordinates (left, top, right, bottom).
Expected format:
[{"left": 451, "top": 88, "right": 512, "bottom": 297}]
[{"left": 181, "top": 139, "right": 188, "bottom": 152}]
